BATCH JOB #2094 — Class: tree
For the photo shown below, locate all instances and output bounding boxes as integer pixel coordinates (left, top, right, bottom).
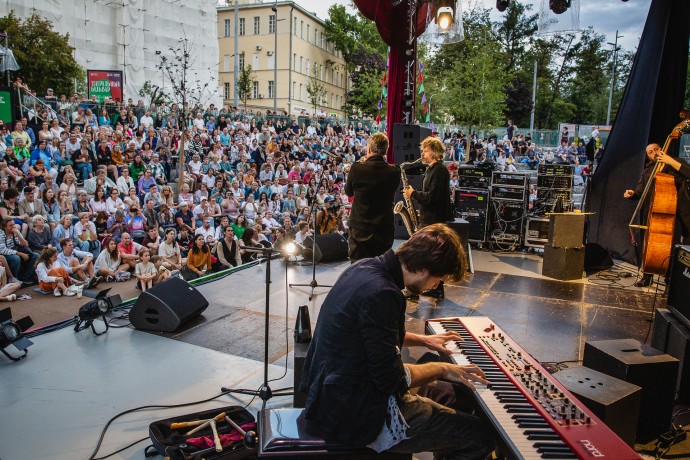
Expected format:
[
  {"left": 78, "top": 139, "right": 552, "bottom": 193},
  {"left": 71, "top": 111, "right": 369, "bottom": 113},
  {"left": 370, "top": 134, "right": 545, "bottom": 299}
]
[
  {"left": 236, "top": 65, "right": 255, "bottom": 112},
  {"left": 504, "top": 76, "right": 534, "bottom": 126},
  {"left": 346, "top": 46, "right": 386, "bottom": 117},
  {"left": 157, "top": 36, "right": 216, "bottom": 190},
  {"left": 565, "top": 28, "right": 610, "bottom": 125},
  {"left": 494, "top": 2, "right": 538, "bottom": 73},
  {"left": 324, "top": 5, "right": 387, "bottom": 69},
  {"left": 0, "top": 11, "right": 84, "bottom": 95},
  {"left": 306, "top": 64, "right": 326, "bottom": 115},
  {"left": 138, "top": 80, "right": 169, "bottom": 106}
]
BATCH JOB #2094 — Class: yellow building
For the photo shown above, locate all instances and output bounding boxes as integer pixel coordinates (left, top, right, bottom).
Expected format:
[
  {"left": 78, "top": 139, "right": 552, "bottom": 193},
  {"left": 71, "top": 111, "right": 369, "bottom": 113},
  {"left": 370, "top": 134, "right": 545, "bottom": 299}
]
[{"left": 217, "top": 0, "right": 348, "bottom": 117}]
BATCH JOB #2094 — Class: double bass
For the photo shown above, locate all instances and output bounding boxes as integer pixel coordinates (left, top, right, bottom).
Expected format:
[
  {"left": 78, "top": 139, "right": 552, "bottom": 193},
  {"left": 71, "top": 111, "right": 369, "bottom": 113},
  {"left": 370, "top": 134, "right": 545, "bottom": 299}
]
[{"left": 629, "top": 112, "right": 690, "bottom": 275}]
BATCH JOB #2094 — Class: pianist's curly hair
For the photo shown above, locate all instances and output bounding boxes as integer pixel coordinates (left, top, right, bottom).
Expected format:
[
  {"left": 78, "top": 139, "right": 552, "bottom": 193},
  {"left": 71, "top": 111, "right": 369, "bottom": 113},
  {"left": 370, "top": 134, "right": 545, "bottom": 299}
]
[{"left": 397, "top": 223, "right": 468, "bottom": 282}]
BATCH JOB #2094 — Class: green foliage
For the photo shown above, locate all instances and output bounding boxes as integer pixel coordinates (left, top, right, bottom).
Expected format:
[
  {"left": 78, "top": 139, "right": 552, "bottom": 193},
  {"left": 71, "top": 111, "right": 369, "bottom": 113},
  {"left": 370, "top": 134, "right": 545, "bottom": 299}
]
[
  {"left": 423, "top": 6, "right": 507, "bottom": 128},
  {"left": 306, "top": 64, "right": 326, "bottom": 114},
  {"left": 348, "top": 70, "right": 384, "bottom": 117},
  {"left": 566, "top": 29, "right": 610, "bottom": 124},
  {"left": 0, "top": 11, "right": 84, "bottom": 96},
  {"left": 236, "top": 65, "right": 255, "bottom": 111},
  {"left": 324, "top": 5, "right": 386, "bottom": 68},
  {"left": 138, "top": 81, "right": 169, "bottom": 105},
  {"left": 494, "top": 2, "right": 538, "bottom": 73}
]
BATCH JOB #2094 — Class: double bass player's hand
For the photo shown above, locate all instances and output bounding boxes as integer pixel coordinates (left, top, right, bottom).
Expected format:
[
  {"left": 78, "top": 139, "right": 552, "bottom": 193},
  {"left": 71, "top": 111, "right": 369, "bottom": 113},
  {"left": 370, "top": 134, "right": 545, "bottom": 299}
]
[{"left": 654, "top": 151, "right": 682, "bottom": 171}]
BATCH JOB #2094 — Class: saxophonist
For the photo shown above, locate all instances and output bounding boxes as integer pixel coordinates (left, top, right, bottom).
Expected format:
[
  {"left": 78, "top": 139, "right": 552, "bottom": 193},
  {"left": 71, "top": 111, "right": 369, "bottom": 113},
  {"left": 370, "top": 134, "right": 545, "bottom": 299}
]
[
  {"left": 403, "top": 136, "right": 453, "bottom": 298},
  {"left": 345, "top": 132, "right": 401, "bottom": 262}
]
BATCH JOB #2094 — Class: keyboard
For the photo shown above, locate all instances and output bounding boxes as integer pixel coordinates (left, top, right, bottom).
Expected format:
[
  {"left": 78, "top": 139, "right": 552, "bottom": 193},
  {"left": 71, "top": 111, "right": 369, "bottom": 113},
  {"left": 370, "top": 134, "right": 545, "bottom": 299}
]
[{"left": 426, "top": 317, "right": 641, "bottom": 460}]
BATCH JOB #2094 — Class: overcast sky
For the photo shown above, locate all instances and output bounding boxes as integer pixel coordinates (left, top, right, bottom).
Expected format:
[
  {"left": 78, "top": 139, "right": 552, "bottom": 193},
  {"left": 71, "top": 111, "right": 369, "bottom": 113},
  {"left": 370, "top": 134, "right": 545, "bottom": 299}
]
[{"left": 294, "top": 0, "right": 650, "bottom": 52}]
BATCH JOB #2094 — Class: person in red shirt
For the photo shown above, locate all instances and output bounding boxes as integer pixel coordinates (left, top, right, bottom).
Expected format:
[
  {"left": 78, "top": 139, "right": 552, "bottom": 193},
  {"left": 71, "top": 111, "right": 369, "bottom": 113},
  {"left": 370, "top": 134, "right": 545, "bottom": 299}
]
[{"left": 117, "top": 232, "right": 142, "bottom": 271}]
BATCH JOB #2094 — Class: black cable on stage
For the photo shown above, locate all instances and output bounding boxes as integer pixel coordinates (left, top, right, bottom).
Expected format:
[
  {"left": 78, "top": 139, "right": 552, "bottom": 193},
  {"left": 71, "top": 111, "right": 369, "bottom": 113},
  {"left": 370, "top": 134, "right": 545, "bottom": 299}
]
[{"left": 92, "top": 436, "right": 149, "bottom": 460}]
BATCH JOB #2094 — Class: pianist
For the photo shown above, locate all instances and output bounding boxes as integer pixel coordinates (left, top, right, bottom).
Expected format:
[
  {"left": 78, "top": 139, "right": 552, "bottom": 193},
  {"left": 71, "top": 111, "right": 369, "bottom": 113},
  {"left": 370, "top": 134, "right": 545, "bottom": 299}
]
[{"left": 299, "top": 224, "right": 495, "bottom": 459}]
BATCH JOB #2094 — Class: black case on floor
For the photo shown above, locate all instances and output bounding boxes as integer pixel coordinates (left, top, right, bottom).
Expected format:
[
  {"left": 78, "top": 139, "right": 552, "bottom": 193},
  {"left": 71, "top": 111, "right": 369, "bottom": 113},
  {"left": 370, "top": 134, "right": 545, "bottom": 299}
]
[{"left": 148, "top": 405, "right": 255, "bottom": 459}]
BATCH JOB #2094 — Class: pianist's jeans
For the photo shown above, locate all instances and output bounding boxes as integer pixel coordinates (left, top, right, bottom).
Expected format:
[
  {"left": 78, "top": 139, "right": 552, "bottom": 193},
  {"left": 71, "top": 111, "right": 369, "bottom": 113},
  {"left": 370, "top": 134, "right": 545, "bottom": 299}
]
[{"left": 388, "top": 391, "right": 495, "bottom": 460}]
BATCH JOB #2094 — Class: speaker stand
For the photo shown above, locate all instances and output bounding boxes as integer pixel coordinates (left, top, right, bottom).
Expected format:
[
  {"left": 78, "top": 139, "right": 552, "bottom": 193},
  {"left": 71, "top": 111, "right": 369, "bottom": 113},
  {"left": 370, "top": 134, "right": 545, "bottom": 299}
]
[
  {"left": 289, "top": 167, "right": 333, "bottom": 301},
  {"left": 221, "top": 246, "right": 292, "bottom": 408}
]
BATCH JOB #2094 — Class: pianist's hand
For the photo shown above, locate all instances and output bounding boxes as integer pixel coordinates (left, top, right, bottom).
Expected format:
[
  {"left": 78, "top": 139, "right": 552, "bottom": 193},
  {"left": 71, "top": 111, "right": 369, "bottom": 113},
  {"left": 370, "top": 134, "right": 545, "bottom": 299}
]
[
  {"left": 443, "top": 364, "right": 490, "bottom": 390},
  {"left": 424, "top": 331, "right": 463, "bottom": 356}
]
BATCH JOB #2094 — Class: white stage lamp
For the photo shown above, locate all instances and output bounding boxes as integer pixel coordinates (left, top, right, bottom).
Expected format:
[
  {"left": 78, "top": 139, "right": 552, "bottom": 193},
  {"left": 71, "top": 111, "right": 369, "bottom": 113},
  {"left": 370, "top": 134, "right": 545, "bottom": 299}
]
[{"left": 419, "top": 0, "right": 464, "bottom": 46}]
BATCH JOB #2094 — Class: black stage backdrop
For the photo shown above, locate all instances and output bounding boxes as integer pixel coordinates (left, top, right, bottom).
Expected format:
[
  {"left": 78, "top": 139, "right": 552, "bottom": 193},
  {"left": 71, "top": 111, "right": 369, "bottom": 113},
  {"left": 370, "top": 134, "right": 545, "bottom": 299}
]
[{"left": 587, "top": 0, "right": 690, "bottom": 264}]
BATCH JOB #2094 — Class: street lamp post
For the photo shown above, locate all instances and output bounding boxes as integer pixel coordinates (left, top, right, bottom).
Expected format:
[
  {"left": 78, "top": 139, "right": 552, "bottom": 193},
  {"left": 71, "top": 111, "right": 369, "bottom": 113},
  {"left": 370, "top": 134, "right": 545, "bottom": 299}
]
[
  {"left": 272, "top": 4, "right": 278, "bottom": 112},
  {"left": 233, "top": 0, "right": 239, "bottom": 108},
  {"left": 606, "top": 30, "right": 622, "bottom": 126}
]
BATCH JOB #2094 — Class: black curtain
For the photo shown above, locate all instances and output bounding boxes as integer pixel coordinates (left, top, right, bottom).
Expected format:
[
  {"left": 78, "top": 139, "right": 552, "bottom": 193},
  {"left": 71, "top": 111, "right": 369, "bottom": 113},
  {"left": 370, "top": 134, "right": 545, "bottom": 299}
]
[{"left": 587, "top": 0, "right": 690, "bottom": 264}]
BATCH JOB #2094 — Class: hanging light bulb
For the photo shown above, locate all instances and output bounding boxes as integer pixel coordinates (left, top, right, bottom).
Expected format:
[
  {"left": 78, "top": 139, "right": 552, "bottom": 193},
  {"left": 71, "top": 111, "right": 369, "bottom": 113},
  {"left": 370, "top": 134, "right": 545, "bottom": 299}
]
[{"left": 419, "top": 0, "right": 464, "bottom": 46}]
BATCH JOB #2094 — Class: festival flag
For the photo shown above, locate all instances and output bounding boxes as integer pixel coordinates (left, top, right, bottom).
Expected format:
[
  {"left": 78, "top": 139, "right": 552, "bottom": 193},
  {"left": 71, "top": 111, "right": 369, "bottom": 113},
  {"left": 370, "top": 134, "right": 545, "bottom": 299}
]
[
  {"left": 417, "top": 83, "right": 425, "bottom": 94},
  {"left": 421, "top": 94, "right": 427, "bottom": 104}
]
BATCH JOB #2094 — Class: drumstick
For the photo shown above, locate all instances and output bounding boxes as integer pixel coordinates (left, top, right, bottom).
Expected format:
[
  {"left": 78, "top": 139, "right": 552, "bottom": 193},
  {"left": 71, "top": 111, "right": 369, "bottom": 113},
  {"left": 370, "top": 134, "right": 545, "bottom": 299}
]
[
  {"left": 209, "top": 420, "right": 222, "bottom": 452},
  {"left": 223, "top": 416, "right": 246, "bottom": 436},
  {"left": 170, "top": 419, "right": 207, "bottom": 430},
  {"left": 183, "top": 412, "right": 227, "bottom": 435}
]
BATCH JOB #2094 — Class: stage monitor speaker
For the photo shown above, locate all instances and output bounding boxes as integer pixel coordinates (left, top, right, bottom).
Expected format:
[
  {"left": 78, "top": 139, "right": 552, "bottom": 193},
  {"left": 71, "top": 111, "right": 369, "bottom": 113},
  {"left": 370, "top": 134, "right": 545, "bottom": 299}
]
[
  {"left": 554, "top": 366, "right": 641, "bottom": 447},
  {"left": 548, "top": 213, "right": 585, "bottom": 248},
  {"left": 583, "top": 339, "right": 679, "bottom": 441},
  {"left": 129, "top": 277, "right": 209, "bottom": 332},
  {"left": 584, "top": 243, "right": 614, "bottom": 271},
  {"left": 651, "top": 308, "right": 690, "bottom": 402},
  {"left": 293, "top": 340, "right": 309, "bottom": 408},
  {"left": 305, "top": 233, "right": 348, "bottom": 263},
  {"left": 445, "top": 218, "right": 469, "bottom": 248},
  {"left": 392, "top": 124, "right": 432, "bottom": 165},
  {"left": 542, "top": 244, "right": 584, "bottom": 280},
  {"left": 668, "top": 244, "right": 690, "bottom": 330}
]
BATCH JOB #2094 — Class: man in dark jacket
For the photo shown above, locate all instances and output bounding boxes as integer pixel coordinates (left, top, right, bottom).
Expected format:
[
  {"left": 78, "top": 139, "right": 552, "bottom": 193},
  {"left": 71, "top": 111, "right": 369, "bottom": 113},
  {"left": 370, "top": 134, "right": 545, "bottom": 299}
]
[
  {"left": 299, "top": 224, "right": 493, "bottom": 458},
  {"left": 625, "top": 143, "right": 690, "bottom": 287},
  {"left": 403, "top": 136, "right": 452, "bottom": 297},
  {"left": 345, "top": 132, "right": 400, "bottom": 262}
]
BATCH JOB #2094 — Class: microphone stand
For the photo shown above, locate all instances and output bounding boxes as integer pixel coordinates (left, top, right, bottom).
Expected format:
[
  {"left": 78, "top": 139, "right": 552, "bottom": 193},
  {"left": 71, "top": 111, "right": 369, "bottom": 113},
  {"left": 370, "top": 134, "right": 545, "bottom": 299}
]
[
  {"left": 289, "top": 164, "right": 333, "bottom": 300},
  {"left": 221, "top": 245, "right": 292, "bottom": 408}
]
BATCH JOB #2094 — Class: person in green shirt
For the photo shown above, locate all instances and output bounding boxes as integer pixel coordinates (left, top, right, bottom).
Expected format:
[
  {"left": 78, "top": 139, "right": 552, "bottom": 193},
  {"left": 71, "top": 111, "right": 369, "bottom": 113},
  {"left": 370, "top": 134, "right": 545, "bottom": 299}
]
[{"left": 128, "top": 154, "right": 147, "bottom": 182}]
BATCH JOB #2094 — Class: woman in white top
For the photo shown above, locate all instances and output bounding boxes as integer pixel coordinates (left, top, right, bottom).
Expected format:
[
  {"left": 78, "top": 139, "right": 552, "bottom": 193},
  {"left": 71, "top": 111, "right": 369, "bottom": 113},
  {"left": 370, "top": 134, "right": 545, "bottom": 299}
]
[
  {"left": 73, "top": 212, "right": 100, "bottom": 257},
  {"left": 36, "top": 247, "right": 75, "bottom": 296},
  {"left": 158, "top": 228, "right": 186, "bottom": 270},
  {"left": 124, "top": 187, "right": 141, "bottom": 211},
  {"left": 90, "top": 187, "right": 108, "bottom": 215},
  {"left": 116, "top": 168, "right": 136, "bottom": 196},
  {"left": 178, "top": 183, "right": 194, "bottom": 206},
  {"left": 94, "top": 239, "right": 128, "bottom": 279},
  {"left": 60, "top": 173, "right": 79, "bottom": 202},
  {"left": 106, "top": 188, "right": 125, "bottom": 215},
  {"left": 241, "top": 194, "right": 259, "bottom": 225}
]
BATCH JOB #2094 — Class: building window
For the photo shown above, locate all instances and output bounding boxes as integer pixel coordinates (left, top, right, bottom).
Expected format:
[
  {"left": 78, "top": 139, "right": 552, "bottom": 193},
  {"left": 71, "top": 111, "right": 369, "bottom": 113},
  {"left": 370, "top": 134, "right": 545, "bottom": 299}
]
[
  {"left": 331, "top": 69, "right": 334, "bottom": 84},
  {"left": 293, "top": 53, "right": 296, "bottom": 70},
  {"left": 224, "top": 82, "right": 230, "bottom": 100},
  {"left": 299, "top": 56, "right": 303, "bottom": 74},
  {"left": 306, "top": 59, "right": 310, "bottom": 75},
  {"left": 239, "top": 53, "right": 245, "bottom": 70},
  {"left": 314, "top": 29, "right": 318, "bottom": 45},
  {"left": 239, "top": 18, "right": 245, "bottom": 36},
  {"left": 293, "top": 81, "right": 296, "bottom": 99},
  {"left": 224, "top": 19, "right": 231, "bottom": 37},
  {"left": 319, "top": 64, "right": 323, "bottom": 80},
  {"left": 294, "top": 17, "right": 297, "bottom": 35},
  {"left": 254, "top": 16, "right": 260, "bottom": 35},
  {"left": 300, "top": 21, "right": 303, "bottom": 39},
  {"left": 253, "top": 81, "right": 259, "bottom": 99},
  {"left": 306, "top": 24, "right": 310, "bottom": 42},
  {"left": 299, "top": 83, "right": 303, "bottom": 101},
  {"left": 269, "top": 15, "right": 276, "bottom": 34},
  {"left": 223, "top": 54, "right": 231, "bottom": 72},
  {"left": 320, "top": 32, "right": 323, "bottom": 48},
  {"left": 268, "top": 81, "right": 274, "bottom": 99}
]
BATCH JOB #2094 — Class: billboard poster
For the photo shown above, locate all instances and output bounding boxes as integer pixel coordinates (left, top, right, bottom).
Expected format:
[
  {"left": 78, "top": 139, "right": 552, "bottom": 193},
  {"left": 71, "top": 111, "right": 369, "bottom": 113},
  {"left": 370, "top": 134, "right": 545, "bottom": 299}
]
[
  {"left": 87, "top": 70, "right": 123, "bottom": 102},
  {"left": 0, "top": 88, "right": 14, "bottom": 123}
]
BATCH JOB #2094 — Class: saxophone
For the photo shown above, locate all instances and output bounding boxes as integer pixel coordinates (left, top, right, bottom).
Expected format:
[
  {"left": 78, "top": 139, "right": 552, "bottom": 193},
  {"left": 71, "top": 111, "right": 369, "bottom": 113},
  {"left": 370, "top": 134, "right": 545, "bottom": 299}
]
[{"left": 394, "top": 158, "right": 422, "bottom": 236}]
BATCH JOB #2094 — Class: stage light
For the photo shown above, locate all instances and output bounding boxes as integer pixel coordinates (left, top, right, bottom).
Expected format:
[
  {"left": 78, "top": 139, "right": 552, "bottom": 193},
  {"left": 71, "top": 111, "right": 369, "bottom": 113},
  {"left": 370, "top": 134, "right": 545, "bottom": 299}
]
[
  {"left": 419, "top": 0, "right": 464, "bottom": 46},
  {"left": 74, "top": 288, "right": 115, "bottom": 336},
  {"left": 549, "top": 0, "right": 571, "bottom": 15},
  {"left": 0, "top": 307, "right": 34, "bottom": 362},
  {"left": 436, "top": 6, "right": 453, "bottom": 30},
  {"left": 284, "top": 242, "right": 297, "bottom": 255},
  {"left": 496, "top": 0, "right": 510, "bottom": 13}
]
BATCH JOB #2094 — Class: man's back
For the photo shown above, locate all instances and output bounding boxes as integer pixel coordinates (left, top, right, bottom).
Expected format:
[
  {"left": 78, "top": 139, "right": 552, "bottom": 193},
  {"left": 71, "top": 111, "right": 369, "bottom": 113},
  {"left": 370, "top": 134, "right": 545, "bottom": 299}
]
[{"left": 345, "top": 156, "right": 400, "bottom": 232}]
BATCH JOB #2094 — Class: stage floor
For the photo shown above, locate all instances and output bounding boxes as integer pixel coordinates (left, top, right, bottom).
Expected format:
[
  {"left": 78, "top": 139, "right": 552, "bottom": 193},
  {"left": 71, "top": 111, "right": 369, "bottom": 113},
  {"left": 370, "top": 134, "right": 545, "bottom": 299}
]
[{"left": 1, "top": 247, "right": 685, "bottom": 459}]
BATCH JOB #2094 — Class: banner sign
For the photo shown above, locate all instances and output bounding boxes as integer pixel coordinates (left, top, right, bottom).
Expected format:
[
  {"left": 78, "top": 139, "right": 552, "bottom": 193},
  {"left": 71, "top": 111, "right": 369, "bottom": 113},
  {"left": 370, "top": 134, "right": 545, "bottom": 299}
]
[
  {"left": 87, "top": 70, "right": 123, "bottom": 102},
  {"left": 0, "top": 88, "right": 14, "bottom": 123}
]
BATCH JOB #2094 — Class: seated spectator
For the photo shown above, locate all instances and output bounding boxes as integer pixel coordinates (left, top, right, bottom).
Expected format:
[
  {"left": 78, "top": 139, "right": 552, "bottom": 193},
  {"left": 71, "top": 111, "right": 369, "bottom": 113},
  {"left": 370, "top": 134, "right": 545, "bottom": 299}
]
[
  {"left": 74, "top": 212, "right": 101, "bottom": 257},
  {"left": 1, "top": 187, "right": 29, "bottom": 237},
  {"left": 35, "top": 247, "right": 76, "bottom": 296},
  {"left": 175, "top": 201, "right": 195, "bottom": 233},
  {"left": 0, "top": 255, "right": 21, "bottom": 301},
  {"left": 84, "top": 168, "right": 116, "bottom": 196},
  {"left": 27, "top": 215, "right": 52, "bottom": 252},
  {"left": 195, "top": 217, "right": 215, "bottom": 241},
  {"left": 231, "top": 214, "right": 247, "bottom": 239},
  {"left": 159, "top": 228, "right": 185, "bottom": 271},
  {"left": 106, "top": 210, "right": 127, "bottom": 243},
  {"left": 0, "top": 218, "right": 39, "bottom": 283},
  {"left": 124, "top": 186, "right": 141, "bottom": 211},
  {"left": 74, "top": 190, "right": 93, "bottom": 217},
  {"left": 144, "top": 185, "right": 161, "bottom": 209},
  {"left": 137, "top": 168, "right": 157, "bottom": 196},
  {"left": 117, "top": 232, "right": 141, "bottom": 271},
  {"left": 135, "top": 248, "right": 169, "bottom": 291},
  {"left": 94, "top": 211, "right": 111, "bottom": 242},
  {"left": 142, "top": 226, "right": 162, "bottom": 257},
  {"left": 58, "top": 239, "right": 99, "bottom": 287},
  {"left": 94, "top": 238, "right": 128, "bottom": 281},
  {"left": 116, "top": 166, "right": 135, "bottom": 196},
  {"left": 176, "top": 227, "right": 192, "bottom": 257},
  {"left": 90, "top": 186, "right": 108, "bottom": 215},
  {"left": 158, "top": 203, "right": 176, "bottom": 233},
  {"left": 185, "top": 234, "right": 211, "bottom": 278}
]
